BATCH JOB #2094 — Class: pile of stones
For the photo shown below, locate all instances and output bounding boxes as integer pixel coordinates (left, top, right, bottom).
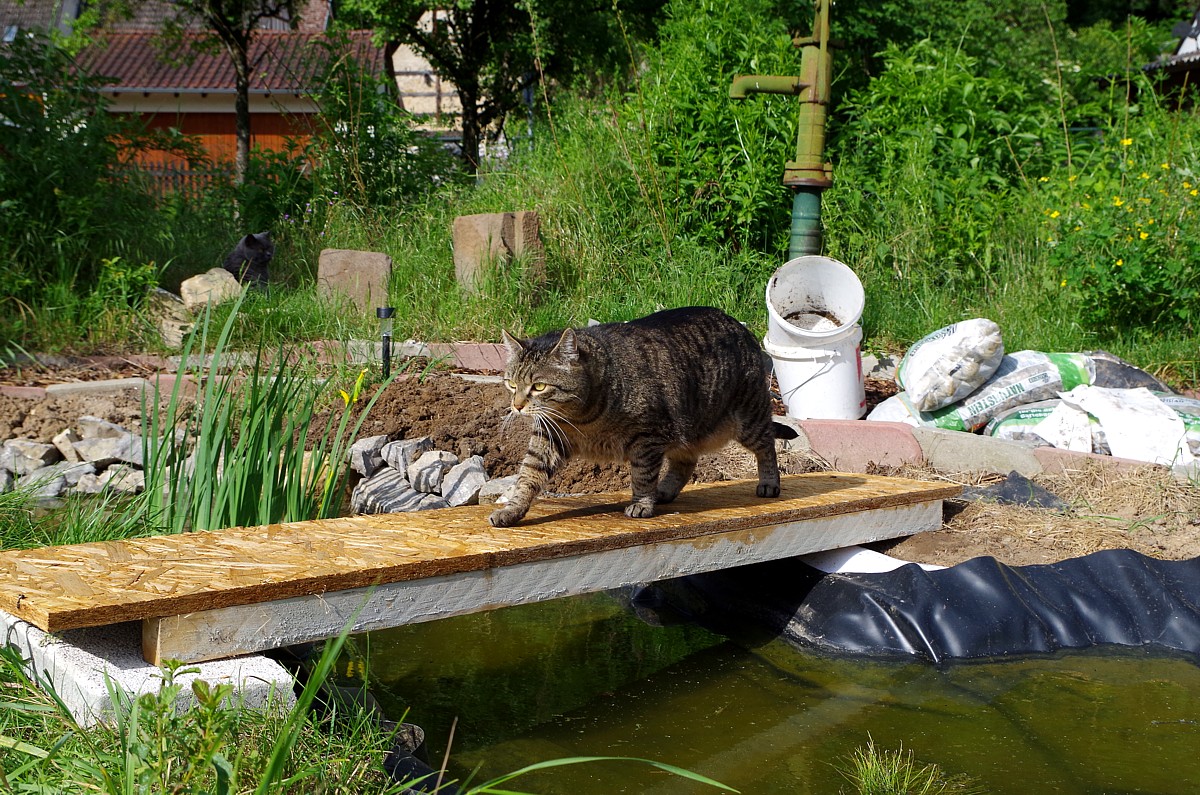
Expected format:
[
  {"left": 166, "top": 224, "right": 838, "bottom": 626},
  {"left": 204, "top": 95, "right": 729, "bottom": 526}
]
[
  {"left": 348, "top": 435, "right": 517, "bottom": 515},
  {"left": 0, "top": 416, "right": 146, "bottom": 498}
]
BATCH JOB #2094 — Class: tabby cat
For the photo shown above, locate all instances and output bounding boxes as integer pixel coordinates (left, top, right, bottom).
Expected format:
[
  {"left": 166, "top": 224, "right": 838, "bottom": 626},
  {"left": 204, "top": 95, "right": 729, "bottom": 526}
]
[{"left": 489, "top": 306, "right": 793, "bottom": 528}]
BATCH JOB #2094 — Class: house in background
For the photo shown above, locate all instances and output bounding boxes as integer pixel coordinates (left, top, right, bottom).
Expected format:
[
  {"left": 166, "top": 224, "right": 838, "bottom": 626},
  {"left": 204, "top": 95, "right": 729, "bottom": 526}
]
[
  {"left": 1144, "top": 8, "right": 1200, "bottom": 103},
  {"left": 1, "top": 0, "right": 460, "bottom": 176}
]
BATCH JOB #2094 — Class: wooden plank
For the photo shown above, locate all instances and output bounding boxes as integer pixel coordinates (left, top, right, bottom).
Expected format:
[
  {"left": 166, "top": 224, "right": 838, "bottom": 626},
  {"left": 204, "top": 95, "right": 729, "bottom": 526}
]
[
  {"left": 143, "top": 499, "right": 944, "bottom": 664},
  {"left": 0, "top": 474, "right": 959, "bottom": 634}
]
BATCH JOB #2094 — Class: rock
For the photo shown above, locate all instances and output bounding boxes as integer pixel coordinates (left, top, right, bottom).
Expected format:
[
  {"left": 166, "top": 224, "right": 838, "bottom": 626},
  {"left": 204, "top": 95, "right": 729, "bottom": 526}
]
[
  {"left": 102, "top": 464, "right": 145, "bottom": 494},
  {"left": 479, "top": 474, "right": 519, "bottom": 504},
  {"left": 0, "top": 470, "right": 12, "bottom": 493},
  {"left": 73, "top": 434, "right": 142, "bottom": 468},
  {"left": 179, "top": 267, "right": 243, "bottom": 312},
  {"left": 416, "top": 493, "right": 450, "bottom": 511},
  {"left": 381, "top": 437, "right": 434, "bottom": 473},
  {"left": 350, "top": 468, "right": 414, "bottom": 514},
  {"left": 442, "top": 455, "right": 487, "bottom": 507},
  {"left": 73, "top": 472, "right": 106, "bottom": 494},
  {"left": 52, "top": 429, "right": 82, "bottom": 463},
  {"left": 407, "top": 450, "right": 458, "bottom": 494},
  {"left": 77, "top": 416, "right": 130, "bottom": 440},
  {"left": 317, "top": 249, "right": 393, "bottom": 313},
  {"left": 22, "top": 461, "right": 96, "bottom": 488},
  {"left": 146, "top": 287, "right": 195, "bottom": 349},
  {"left": 348, "top": 434, "right": 390, "bottom": 478},
  {"left": 452, "top": 211, "right": 546, "bottom": 295},
  {"left": 2, "top": 440, "right": 61, "bottom": 476},
  {"left": 22, "top": 473, "right": 66, "bottom": 498}
]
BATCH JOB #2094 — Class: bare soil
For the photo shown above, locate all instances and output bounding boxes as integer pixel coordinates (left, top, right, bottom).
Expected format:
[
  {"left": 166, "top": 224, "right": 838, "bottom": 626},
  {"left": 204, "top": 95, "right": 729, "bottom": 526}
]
[{"left": 3, "top": 369, "right": 1198, "bottom": 568}]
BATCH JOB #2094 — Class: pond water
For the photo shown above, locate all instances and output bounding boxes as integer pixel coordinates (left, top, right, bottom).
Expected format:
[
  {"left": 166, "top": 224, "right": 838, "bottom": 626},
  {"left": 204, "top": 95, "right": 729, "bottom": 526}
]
[{"left": 364, "top": 592, "right": 1200, "bottom": 794}]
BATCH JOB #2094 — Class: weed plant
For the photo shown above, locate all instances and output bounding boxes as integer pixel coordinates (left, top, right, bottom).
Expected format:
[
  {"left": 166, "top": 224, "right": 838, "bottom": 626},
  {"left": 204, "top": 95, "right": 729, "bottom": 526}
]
[{"left": 839, "top": 740, "right": 982, "bottom": 795}]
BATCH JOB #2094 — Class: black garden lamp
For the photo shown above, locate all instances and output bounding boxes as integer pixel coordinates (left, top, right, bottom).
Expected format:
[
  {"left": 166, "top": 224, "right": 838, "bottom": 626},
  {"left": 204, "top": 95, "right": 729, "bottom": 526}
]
[{"left": 377, "top": 307, "right": 395, "bottom": 378}]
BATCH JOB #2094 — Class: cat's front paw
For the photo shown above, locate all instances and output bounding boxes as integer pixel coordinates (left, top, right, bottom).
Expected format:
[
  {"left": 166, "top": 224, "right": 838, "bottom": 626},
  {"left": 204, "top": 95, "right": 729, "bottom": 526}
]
[
  {"left": 756, "top": 481, "right": 781, "bottom": 498},
  {"left": 624, "top": 500, "right": 655, "bottom": 519},
  {"left": 489, "top": 505, "right": 526, "bottom": 527}
]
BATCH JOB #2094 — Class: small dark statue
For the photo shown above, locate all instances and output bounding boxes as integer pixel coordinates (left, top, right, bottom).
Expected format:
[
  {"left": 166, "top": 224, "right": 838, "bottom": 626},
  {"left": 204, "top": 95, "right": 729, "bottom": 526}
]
[
  {"left": 490, "top": 306, "right": 795, "bottom": 528},
  {"left": 222, "top": 232, "right": 274, "bottom": 287}
]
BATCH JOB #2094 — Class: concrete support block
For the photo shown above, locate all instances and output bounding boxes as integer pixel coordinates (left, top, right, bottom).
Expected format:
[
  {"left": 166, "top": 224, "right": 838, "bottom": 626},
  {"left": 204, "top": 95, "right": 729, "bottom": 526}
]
[{"left": 1, "top": 610, "right": 294, "bottom": 728}]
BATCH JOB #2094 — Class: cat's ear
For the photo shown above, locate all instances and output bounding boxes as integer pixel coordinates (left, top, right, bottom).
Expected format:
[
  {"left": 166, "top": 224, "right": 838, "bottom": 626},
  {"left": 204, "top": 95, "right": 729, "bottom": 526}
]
[
  {"left": 552, "top": 328, "right": 579, "bottom": 361},
  {"left": 501, "top": 330, "right": 525, "bottom": 359}
]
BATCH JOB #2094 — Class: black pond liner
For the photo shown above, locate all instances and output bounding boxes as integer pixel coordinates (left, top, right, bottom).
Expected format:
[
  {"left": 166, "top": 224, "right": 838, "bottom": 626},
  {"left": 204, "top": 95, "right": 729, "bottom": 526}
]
[{"left": 629, "top": 549, "right": 1200, "bottom": 663}]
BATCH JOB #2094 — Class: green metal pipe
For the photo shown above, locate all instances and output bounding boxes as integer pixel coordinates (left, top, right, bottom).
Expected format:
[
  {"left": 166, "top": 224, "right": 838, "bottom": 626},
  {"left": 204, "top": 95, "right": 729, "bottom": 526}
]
[
  {"left": 789, "top": 188, "right": 823, "bottom": 259},
  {"left": 728, "top": 74, "right": 806, "bottom": 99}
]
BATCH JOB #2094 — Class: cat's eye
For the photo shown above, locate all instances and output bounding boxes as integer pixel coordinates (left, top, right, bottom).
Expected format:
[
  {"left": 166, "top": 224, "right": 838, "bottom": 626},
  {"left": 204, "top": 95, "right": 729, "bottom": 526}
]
[
  {"left": 503, "top": 379, "right": 516, "bottom": 391},
  {"left": 531, "top": 382, "right": 548, "bottom": 392}
]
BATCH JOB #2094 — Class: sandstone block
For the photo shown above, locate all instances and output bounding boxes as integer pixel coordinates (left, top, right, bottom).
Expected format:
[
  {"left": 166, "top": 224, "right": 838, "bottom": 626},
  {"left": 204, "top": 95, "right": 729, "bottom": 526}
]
[
  {"left": 146, "top": 288, "right": 195, "bottom": 349},
  {"left": 442, "top": 455, "right": 487, "bottom": 507},
  {"left": 407, "top": 450, "right": 459, "bottom": 494},
  {"left": 180, "top": 268, "right": 243, "bottom": 312},
  {"left": 317, "top": 249, "right": 393, "bottom": 313},
  {"left": 452, "top": 211, "right": 545, "bottom": 295}
]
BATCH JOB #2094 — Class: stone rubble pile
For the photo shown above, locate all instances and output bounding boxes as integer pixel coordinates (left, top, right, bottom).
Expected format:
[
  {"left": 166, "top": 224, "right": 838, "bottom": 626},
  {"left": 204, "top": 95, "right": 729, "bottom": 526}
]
[
  {"left": 0, "top": 416, "right": 148, "bottom": 498},
  {"left": 348, "top": 435, "right": 518, "bottom": 515}
]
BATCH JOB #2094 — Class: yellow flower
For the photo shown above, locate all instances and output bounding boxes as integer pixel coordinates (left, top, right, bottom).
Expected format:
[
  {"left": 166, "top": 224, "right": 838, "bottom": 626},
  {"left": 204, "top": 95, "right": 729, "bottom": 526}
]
[
  {"left": 1161, "top": 162, "right": 1170, "bottom": 169},
  {"left": 1120, "top": 138, "right": 1133, "bottom": 146},
  {"left": 1050, "top": 210, "right": 1060, "bottom": 218},
  {"left": 1184, "top": 181, "right": 1193, "bottom": 189},
  {"left": 1112, "top": 196, "right": 1124, "bottom": 207},
  {"left": 1140, "top": 172, "right": 1150, "bottom": 180},
  {"left": 1068, "top": 175, "right": 1078, "bottom": 183},
  {"left": 339, "top": 389, "right": 351, "bottom": 407},
  {"left": 1140, "top": 231, "right": 1149, "bottom": 240},
  {"left": 1039, "top": 176, "right": 1050, "bottom": 182},
  {"left": 1192, "top": 189, "right": 1199, "bottom": 197},
  {"left": 1060, "top": 278, "right": 1068, "bottom": 287},
  {"left": 1116, "top": 259, "right": 1124, "bottom": 266}
]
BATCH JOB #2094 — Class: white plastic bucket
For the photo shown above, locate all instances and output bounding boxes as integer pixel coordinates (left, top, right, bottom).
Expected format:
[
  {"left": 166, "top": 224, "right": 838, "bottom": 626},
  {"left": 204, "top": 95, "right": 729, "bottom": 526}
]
[
  {"left": 764, "top": 256, "right": 866, "bottom": 419},
  {"left": 765, "top": 256, "right": 864, "bottom": 348},
  {"left": 765, "top": 329, "right": 866, "bottom": 420}
]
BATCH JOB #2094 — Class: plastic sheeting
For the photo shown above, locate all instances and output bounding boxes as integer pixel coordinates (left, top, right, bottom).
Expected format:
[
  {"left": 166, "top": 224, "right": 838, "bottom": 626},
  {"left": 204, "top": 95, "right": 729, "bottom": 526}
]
[{"left": 630, "top": 549, "right": 1200, "bottom": 663}]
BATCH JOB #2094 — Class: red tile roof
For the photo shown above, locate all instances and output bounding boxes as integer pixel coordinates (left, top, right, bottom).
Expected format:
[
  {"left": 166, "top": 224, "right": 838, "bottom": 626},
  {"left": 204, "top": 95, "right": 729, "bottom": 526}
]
[{"left": 78, "top": 29, "right": 383, "bottom": 93}]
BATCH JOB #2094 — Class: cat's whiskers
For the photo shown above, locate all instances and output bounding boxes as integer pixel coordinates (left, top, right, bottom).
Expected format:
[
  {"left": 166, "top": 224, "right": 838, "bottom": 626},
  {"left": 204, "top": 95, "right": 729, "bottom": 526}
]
[{"left": 531, "top": 409, "right": 572, "bottom": 454}]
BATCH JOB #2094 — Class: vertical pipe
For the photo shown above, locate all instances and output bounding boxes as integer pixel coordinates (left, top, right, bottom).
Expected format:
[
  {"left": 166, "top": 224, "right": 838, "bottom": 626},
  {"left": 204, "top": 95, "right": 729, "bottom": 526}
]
[{"left": 789, "top": 188, "right": 823, "bottom": 259}]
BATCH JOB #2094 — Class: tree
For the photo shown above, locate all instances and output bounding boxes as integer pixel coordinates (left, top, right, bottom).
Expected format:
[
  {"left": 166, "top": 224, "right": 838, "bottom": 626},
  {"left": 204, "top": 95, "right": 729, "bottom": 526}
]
[
  {"left": 156, "top": 0, "right": 302, "bottom": 184},
  {"left": 342, "top": 0, "right": 665, "bottom": 174}
]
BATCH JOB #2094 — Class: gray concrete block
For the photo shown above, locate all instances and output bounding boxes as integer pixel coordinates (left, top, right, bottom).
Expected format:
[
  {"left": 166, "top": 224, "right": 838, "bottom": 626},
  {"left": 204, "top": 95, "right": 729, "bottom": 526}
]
[
  {"left": 2, "top": 439, "right": 60, "bottom": 475},
  {"left": 912, "top": 427, "right": 1042, "bottom": 476},
  {"left": 479, "top": 474, "right": 519, "bottom": 504},
  {"left": 45, "top": 379, "right": 150, "bottom": 399},
  {"left": 442, "top": 455, "right": 488, "bottom": 506},
  {"left": 407, "top": 450, "right": 458, "bottom": 494},
  {"left": 348, "top": 434, "right": 390, "bottom": 478},
  {"left": 0, "top": 610, "right": 294, "bottom": 728},
  {"left": 381, "top": 437, "right": 434, "bottom": 473}
]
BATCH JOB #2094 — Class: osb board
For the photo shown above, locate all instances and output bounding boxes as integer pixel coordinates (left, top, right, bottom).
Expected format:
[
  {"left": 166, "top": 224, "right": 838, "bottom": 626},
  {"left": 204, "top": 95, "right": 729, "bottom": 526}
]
[{"left": 0, "top": 473, "right": 959, "bottom": 633}]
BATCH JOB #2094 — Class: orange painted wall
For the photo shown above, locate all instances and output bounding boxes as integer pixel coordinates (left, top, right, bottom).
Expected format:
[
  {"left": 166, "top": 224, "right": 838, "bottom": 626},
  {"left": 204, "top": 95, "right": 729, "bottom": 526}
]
[{"left": 135, "top": 111, "right": 320, "bottom": 165}]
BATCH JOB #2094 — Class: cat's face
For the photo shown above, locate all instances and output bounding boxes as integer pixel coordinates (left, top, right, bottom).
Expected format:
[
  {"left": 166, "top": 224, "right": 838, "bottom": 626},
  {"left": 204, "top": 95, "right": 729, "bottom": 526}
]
[{"left": 501, "top": 329, "right": 587, "bottom": 419}]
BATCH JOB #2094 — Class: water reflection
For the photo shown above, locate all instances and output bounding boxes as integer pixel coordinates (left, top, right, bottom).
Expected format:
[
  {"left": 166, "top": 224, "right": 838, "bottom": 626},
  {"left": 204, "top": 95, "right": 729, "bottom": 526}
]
[{"left": 366, "top": 592, "right": 1200, "bottom": 795}]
